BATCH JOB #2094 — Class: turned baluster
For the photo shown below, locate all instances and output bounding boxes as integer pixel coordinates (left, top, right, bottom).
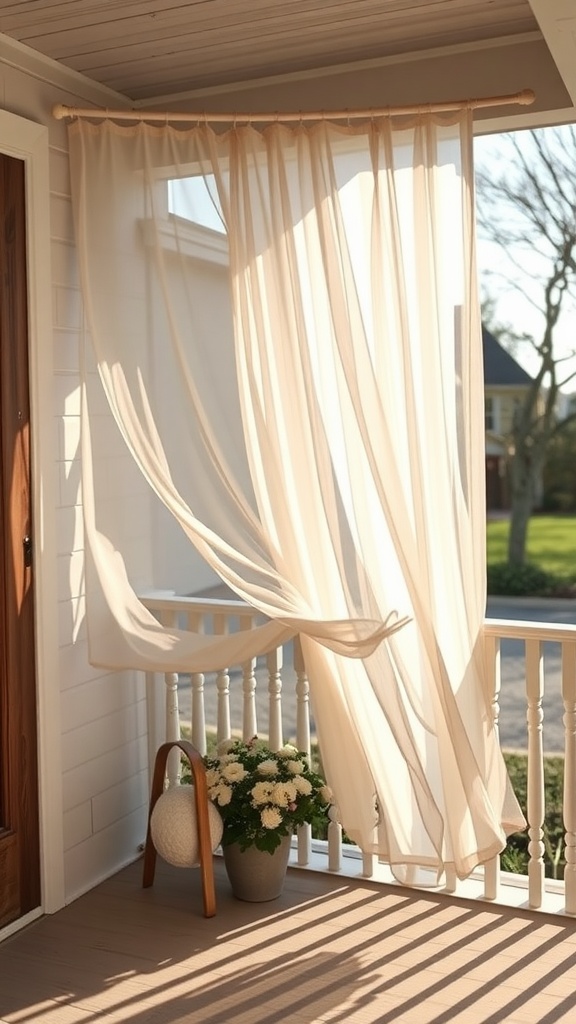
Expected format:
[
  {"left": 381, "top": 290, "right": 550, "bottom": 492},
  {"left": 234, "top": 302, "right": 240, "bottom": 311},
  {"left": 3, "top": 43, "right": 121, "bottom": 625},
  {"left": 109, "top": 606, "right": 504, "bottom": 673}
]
[
  {"left": 483, "top": 631, "right": 502, "bottom": 901},
  {"left": 294, "top": 636, "right": 311, "bottom": 756},
  {"left": 187, "top": 610, "right": 206, "bottom": 754},
  {"left": 160, "top": 608, "right": 181, "bottom": 787},
  {"left": 294, "top": 637, "right": 312, "bottom": 864},
  {"left": 267, "top": 646, "right": 283, "bottom": 751},
  {"left": 526, "top": 638, "right": 545, "bottom": 909},
  {"left": 562, "top": 642, "right": 576, "bottom": 915},
  {"left": 240, "top": 613, "right": 258, "bottom": 740},
  {"left": 213, "top": 612, "right": 231, "bottom": 743}
]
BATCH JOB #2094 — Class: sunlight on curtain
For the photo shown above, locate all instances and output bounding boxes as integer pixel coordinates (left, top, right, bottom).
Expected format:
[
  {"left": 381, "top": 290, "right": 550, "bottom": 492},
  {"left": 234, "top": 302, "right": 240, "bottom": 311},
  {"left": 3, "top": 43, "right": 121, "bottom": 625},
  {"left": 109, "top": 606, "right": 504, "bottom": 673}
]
[{"left": 67, "top": 114, "right": 524, "bottom": 882}]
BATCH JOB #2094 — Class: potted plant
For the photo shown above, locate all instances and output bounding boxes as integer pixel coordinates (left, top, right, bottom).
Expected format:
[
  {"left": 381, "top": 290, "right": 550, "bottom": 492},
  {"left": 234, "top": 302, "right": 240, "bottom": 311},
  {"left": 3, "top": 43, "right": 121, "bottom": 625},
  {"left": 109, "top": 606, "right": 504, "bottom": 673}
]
[{"left": 203, "top": 736, "right": 333, "bottom": 900}]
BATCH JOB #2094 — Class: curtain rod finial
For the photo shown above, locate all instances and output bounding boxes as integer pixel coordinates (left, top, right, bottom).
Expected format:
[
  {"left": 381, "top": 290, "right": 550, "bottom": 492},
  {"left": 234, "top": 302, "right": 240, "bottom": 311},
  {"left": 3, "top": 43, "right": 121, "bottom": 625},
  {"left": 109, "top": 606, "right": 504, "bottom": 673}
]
[
  {"left": 518, "top": 89, "right": 536, "bottom": 106},
  {"left": 53, "top": 104, "right": 68, "bottom": 120}
]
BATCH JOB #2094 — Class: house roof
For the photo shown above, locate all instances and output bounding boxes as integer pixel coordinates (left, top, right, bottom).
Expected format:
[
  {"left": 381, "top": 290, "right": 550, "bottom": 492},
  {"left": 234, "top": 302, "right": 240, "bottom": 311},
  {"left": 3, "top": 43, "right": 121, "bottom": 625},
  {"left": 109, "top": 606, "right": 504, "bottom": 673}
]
[
  {"left": 0, "top": 1, "right": 575, "bottom": 124},
  {"left": 482, "top": 326, "right": 534, "bottom": 387}
]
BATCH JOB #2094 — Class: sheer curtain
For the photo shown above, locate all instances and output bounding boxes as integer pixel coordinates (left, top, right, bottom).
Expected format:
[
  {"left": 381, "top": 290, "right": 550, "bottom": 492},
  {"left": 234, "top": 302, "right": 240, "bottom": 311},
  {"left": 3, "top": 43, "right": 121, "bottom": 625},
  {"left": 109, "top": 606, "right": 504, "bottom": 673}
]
[{"left": 67, "top": 113, "right": 524, "bottom": 882}]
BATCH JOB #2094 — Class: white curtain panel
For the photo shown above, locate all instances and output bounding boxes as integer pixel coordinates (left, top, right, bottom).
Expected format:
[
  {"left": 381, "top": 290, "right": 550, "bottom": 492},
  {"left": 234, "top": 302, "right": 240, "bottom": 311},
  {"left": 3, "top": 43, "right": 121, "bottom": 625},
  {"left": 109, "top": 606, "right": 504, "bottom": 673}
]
[{"left": 68, "top": 114, "right": 524, "bottom": 882}]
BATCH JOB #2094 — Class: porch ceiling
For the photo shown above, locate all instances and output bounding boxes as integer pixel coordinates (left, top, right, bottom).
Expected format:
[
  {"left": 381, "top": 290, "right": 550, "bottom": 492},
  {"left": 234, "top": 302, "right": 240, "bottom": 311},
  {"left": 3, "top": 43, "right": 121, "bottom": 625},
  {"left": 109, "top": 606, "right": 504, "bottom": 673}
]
[{"left": 1, "top": 0, "right": 576, "bottom": 116}]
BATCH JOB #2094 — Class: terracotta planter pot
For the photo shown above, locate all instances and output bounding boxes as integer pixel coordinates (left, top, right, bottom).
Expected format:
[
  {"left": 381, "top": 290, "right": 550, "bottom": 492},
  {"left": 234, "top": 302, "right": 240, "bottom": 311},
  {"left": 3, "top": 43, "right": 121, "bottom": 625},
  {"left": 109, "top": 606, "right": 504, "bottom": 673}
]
[{"left": 222, "top": 834, "right": 292, "bottom": 901}]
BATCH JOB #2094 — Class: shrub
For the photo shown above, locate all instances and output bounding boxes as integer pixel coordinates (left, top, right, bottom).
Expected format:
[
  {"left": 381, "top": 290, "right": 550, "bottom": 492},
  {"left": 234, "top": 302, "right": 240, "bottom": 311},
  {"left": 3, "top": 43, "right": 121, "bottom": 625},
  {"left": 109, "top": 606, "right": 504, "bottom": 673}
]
[
  {"left": 503, "top": 752, "right": 565, "bottom": 879},
  {"left": 487, "top": 561, "right": 554, "bottom": 596}
]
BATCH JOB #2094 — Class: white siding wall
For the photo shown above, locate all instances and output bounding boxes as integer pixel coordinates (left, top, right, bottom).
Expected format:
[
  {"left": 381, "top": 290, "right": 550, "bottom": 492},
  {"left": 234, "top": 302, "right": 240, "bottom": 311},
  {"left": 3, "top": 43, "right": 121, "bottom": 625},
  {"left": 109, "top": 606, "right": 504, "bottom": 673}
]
[
  {"left": 49, "top": 162, "right": 151, "bottom": 900},
  {"left": 149, "top": 245, "right": 236, "bottom": 597},
  {"left": 0, "top": 50, "right": 153, "bottom": 905},
  {"left": 50, "top": 128, "right": 153, "bottom": 901}
]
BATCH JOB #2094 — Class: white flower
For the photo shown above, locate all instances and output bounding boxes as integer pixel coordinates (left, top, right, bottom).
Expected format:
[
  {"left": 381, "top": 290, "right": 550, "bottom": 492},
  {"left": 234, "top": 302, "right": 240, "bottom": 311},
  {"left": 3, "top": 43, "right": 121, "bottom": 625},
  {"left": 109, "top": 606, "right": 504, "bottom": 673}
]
[
  {"left": 257, "top": 759, "right": 279, "bottom": 776},
  {"left": 251, "top": 781, "right": 275, "bottom": 804},
  {"left": 277, "top": 744, "right": 299, "bottom": 758},
  {"left": 214, "top": 783, "right": 233, "bottom": 806},
  {"left": 320, "top": 785, "right": 333, "bottom": 803},
  {"left": 287, "top": 759, "right": 305, "bottom": 774},
  {"left": 293, "top": 776, "right": 313, "bottom": 796},
  {"left": 272, "top": 781, "right": 297, "bottom": 807},
  {"left": 218, "top": 753, "right": 240, "bottom": 765},
  {"left": 222, "top": 762, "right": 247, "bottom": 782},
  {"left": 261, "top": 806, "right": 283, "bottom": 829},
  {"left": 205, "top": 768, "right": 221, "bottom": 789}
]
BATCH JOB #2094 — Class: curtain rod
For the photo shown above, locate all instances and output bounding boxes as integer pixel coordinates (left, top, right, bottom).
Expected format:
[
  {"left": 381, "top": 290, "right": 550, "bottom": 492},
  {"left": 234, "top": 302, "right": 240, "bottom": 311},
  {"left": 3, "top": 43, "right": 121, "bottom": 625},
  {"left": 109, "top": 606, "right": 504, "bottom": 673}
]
[{"left": 52, "top": 89, "right": 535, "bottom": 124}]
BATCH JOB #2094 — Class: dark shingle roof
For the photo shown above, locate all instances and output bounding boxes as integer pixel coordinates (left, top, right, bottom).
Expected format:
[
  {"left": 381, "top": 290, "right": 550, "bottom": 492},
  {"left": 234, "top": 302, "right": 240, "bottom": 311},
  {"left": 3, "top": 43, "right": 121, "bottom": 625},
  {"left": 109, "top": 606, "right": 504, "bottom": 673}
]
[{"left": 482, "top": 326, "right": 533, "bottom": 386}]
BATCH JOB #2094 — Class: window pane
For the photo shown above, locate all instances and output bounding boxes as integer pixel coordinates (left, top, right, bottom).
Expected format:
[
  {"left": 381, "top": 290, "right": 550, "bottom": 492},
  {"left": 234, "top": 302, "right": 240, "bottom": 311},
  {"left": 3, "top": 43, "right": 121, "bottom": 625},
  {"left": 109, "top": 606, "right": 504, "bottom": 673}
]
[{"left": 168, "top": 175, "right": 225, "bottom": 233}]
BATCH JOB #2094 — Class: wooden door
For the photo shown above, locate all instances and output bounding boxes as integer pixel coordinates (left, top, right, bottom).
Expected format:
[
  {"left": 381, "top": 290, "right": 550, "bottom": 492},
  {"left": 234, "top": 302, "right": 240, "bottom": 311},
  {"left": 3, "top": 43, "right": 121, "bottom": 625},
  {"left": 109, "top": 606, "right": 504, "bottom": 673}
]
[{"left": 0, "top": 152, "right": 40, "bottom": 928}]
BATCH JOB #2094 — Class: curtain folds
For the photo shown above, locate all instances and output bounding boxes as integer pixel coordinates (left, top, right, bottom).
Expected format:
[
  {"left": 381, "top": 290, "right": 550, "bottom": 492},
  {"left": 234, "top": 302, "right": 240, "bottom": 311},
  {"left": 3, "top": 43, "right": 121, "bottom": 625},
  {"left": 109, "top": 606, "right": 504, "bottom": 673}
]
[{"left": 67, "top": 113, "right": 525, "bottom": 882}]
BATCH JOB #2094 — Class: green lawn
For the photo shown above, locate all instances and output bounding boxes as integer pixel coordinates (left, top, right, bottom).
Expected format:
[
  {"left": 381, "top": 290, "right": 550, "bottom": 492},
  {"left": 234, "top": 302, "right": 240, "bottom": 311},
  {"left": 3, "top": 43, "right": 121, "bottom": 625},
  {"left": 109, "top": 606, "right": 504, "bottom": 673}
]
[{"left": 487, "top": 515, "right": 576, "bottom": 578}]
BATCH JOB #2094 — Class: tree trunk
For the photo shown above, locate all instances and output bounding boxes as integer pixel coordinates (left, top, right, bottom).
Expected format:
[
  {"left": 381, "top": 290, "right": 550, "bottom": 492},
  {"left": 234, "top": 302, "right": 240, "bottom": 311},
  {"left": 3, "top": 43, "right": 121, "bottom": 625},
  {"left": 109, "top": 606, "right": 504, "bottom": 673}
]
[
  {"left": 507, "top": 451, "right": 536, "bottom": 564},
  {"left": 508, "top": 496, "right": 532, "bottom": 564}
]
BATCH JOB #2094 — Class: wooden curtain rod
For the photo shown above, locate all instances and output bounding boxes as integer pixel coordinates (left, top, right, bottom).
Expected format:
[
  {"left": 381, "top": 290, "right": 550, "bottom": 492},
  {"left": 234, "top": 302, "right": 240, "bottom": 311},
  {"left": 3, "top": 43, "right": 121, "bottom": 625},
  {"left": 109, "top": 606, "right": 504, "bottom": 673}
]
[{"left": 52, "top": 89, "right": 535, "bottom": 124}]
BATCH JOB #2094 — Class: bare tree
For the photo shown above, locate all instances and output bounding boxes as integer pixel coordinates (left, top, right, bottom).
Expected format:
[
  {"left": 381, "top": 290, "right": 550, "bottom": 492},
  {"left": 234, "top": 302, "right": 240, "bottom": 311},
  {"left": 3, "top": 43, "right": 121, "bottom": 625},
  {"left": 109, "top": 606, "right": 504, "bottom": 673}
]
[{"left": 475, "top": 126, "right": 576, "bottom": 564}]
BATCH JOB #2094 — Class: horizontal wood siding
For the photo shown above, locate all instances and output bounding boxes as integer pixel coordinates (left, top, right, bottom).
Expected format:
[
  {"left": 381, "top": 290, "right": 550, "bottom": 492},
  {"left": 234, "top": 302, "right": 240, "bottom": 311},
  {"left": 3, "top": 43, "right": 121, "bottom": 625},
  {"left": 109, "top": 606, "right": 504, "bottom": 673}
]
[
  {"left": 51, "top": 138, "right": 150, "bottom": 899},
  {"left": 0, "top": 57, "right": 154, "bottom": 907}
]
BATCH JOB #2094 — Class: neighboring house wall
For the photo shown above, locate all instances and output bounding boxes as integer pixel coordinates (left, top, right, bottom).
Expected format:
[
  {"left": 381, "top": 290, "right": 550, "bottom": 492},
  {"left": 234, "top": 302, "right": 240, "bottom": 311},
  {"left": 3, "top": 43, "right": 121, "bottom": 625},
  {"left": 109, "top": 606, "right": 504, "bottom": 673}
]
[
  {"left": 485, "top": 389, "right": 524, "bottom": 437},
  {"left": 482, "top": 328, "right": 537, "bottom": 511},
  {"left": 485, "top": 387, "right": 526, "bottom": 509}
]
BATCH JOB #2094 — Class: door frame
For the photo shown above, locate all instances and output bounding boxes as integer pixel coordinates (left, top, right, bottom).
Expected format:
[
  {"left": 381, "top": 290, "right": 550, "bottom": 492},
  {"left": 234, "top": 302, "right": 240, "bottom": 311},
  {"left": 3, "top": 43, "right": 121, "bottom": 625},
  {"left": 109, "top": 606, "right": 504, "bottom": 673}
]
[{"left": 0, "top": 110, "right": 64, "bottom": 936}]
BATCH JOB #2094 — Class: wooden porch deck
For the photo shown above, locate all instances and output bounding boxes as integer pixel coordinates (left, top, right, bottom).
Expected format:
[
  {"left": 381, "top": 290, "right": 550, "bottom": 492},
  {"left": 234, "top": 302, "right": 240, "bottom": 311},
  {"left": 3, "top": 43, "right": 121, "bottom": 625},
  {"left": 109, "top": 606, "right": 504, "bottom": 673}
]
[{"left": 1, "top": 858, "right": 576, "bottom": 1024}]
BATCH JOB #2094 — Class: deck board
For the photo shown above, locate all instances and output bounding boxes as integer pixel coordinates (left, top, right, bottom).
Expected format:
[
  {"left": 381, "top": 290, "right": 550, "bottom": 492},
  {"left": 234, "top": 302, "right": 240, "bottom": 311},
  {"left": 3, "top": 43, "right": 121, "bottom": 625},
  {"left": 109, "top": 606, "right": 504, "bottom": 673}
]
[{"left": 1, "top": 858, "right": 576, "bottom": 1023}]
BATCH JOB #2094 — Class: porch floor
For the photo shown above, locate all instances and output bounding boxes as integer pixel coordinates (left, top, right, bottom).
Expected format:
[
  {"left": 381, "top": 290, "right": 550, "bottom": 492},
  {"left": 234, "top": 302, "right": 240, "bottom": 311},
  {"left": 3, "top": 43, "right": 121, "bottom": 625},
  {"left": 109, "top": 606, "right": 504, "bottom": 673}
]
[{"left": 1, "top": 858, "right": 576, "bottom": 1024}]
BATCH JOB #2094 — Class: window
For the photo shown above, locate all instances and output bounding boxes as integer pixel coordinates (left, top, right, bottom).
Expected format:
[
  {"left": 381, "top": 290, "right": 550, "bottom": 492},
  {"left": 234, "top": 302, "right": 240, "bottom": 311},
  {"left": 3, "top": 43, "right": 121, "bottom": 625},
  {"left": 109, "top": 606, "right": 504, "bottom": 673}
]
[
  {"left": 168, "top": 175, "right": 225, "bottom": 234},
  {"left": 162, "top": 175, "right": 229, "bottom": 266},
  {"left": 485, "top": 395, "right": 494, "bottom": 430}
]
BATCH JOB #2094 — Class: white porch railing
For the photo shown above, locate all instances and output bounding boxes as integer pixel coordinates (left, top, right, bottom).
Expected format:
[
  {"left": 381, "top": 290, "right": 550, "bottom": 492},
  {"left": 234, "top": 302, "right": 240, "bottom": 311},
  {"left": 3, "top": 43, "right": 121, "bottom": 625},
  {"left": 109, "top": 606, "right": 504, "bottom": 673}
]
[{"left": 140, "top": 592, "right": 576, "bottom": 916}]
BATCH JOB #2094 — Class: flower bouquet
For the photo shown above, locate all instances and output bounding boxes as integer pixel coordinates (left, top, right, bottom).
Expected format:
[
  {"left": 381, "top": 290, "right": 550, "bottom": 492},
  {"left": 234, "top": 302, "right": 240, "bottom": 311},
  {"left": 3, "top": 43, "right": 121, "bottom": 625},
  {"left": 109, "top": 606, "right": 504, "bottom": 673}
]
[{"left": 203, "top": 736, "right": 333, "bottom": 854}]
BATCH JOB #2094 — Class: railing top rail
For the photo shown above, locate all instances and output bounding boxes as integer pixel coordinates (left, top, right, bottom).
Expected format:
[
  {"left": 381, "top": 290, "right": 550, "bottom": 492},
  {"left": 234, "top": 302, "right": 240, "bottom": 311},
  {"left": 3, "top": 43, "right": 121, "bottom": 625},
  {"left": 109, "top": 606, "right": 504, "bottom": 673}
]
[
  {"left": 484, "top": 617, "right": 576, "bottom": 643},
  {"left": 139, "top": 591, "right": 256, "bottom": 616},
  {"left": 139, "top": 592, "right": 576, "bottom": 641}
]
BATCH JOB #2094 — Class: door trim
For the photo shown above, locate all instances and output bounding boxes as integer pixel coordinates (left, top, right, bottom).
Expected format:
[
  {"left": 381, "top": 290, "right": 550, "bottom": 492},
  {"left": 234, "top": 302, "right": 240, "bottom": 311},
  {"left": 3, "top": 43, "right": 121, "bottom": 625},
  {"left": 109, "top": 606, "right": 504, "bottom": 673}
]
[{"left": 0, "top": 110, "right": 64, "bottom": 924}]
